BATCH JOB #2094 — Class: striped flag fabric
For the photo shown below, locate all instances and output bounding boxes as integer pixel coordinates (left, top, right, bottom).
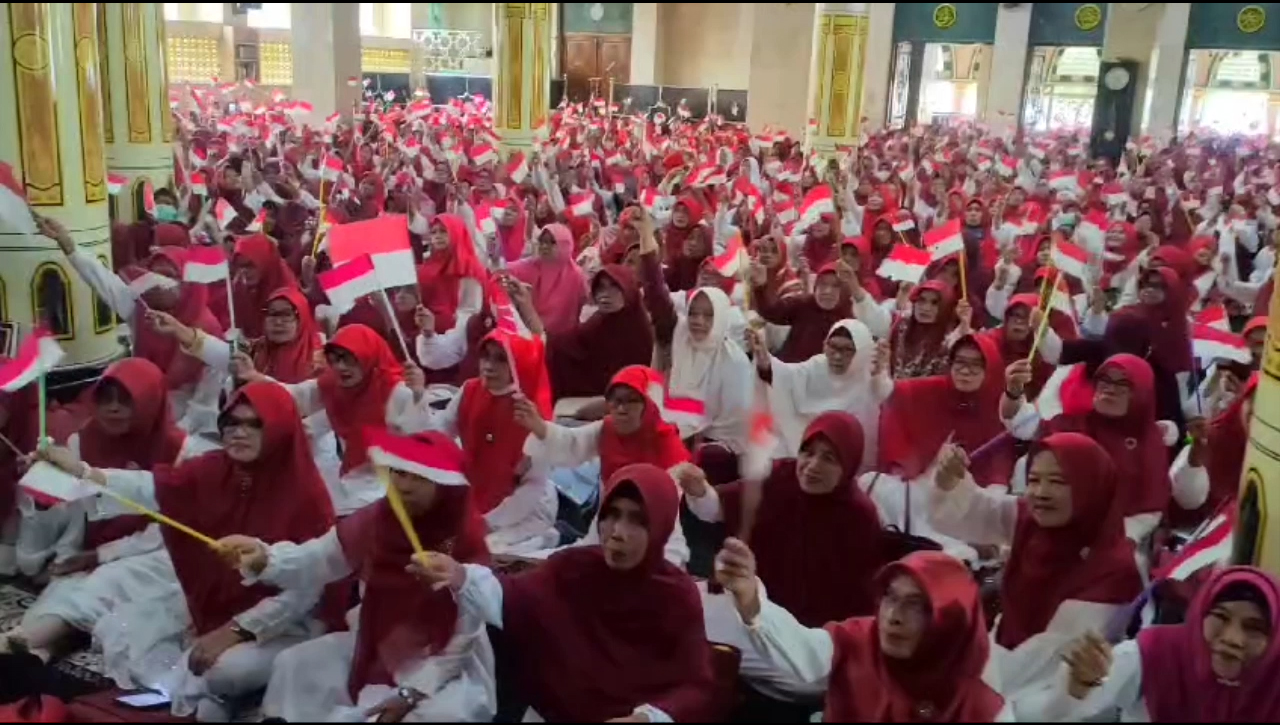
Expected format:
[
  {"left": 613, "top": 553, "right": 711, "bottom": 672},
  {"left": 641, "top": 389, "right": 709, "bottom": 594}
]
[
  {"left": 183, "top": 246, "right": 230, "bottom": 283},
  {"left": 318, "top": 254, "right": 379, "bottom": 314},
  {"left": 0, "top": 329, "right": 64, "bottom": 391},
  {"left": 366, "top": 427, "right": 468, "bottom": 486}
]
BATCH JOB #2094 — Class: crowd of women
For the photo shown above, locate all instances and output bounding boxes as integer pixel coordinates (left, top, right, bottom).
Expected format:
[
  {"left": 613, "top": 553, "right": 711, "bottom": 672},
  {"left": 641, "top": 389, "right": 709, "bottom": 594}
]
[{"left": 0, "top": 93, "right": 1276, "bottom": 722}]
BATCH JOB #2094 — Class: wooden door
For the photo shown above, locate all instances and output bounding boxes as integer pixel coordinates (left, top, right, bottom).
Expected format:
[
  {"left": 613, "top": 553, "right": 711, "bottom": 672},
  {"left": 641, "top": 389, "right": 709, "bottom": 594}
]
[
  {"left": 597, "top": 37, "right": 631, "bottom": 85},
  {"left": 563, "top": 35, "right": 598, "bottom": 102}
]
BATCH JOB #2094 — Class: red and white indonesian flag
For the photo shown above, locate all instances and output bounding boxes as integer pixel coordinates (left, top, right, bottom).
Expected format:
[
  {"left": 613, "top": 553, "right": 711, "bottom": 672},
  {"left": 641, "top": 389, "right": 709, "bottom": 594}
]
[
  {"left": 490, "top": 282, "right": 533, "bottom": 339},
  {"left": 774, "top": 199, "right": 798, "bottom": 225},
  {"left": 799, "top": 185, "right": 835, "bottom": 224},
  {"left": 246, "top": 209, "right": 266, "bottom": 233},
  {"left": 366, "top": 427, "right": 467, "bottom": 486},
  {"left": 184, "top": 246, "right": 230, "bottom": 283},
  {"left": 1192, "top": 324, "right": 1251, "bottom": 364},
  {"left": 214, "top": 198, "right": 240, "bottom": 230},
  {"left": 690, "top": 164, "right": 727, "bottom": 187},
  {"left": 640, "top": 188, "right": 670, "bottom": 216},
  {"left": 325, "top": 112, "right": 341, "bottom": 129},
  {"left": 321, "top": 154, "right": 345, "bottom": 182},
  {"left": 1103, "top": 182, "right": 1128, "bottom": 207},
  {"left": 877, "top": 244, "right": 932, "bottom": 285},
  {"left": 107, "top": 174, "right": 127, "bottom": 196},
  {"left": 318, "top": 254, "right": 380, "bottom": 314},
  {"left": 995, "top": 155, "right": 1017, "bottom": 178},
  {"left": 1154, "top": 509, "right": 1234, "bottom": 582},
  {"left": 0, "top": 161, "right": 35, "bottom": 234},
  {"left": 711, "top": 232, "right": 746, "bottom": 277},
  {"left": 741, "top": 409, "right": 778, "bottom": 481},
  {"left": 1196, "top": 303, "right": 1230, "bottom": 331},
  {"left": 470, "top": 144, "right": 498, "bottom": 167},
  {"left": 400, "top": 137, "right": 422, "bottom": 157},
  {"left": 0, "top": 329, "right": 64, "bottom": 391},
  {"left": 505, "top": 152, "right": 530, "bottom": 185},
  {"left": 568, "top": 191, "right": 595, "bottom": 218},
  {"left": 892, "top": 211, "right": 916, "bottom": 232},
  {"left": 923, "top": 219, "right": 964, "bottom": 260},
  {"left": 1076, "top": 209, "right": 1108, "bottom": 255},
  {"left": 328, "top": 215, "right": 418, "bottom": 289},
  {"left": 1050, "top": 238, "right": 1091, "bottom": 282},
  {"left": 475, "top": 202, "right": 497, "bottom": 236},
  {"left": 663, "top": 394, "right": 707, "bottom": 435},
  {"left": 189, "top": 171, "right": 208, "bottom": 196},
  {"left": 1047, "top": 170, "right": 1081, "bottom": 194}
]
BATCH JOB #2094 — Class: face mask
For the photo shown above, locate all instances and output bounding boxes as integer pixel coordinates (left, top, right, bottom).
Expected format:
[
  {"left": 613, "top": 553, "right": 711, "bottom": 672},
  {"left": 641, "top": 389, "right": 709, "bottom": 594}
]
[
  {"left": 154, "top": 204, "right": 180, "bottom": 222},
  {"left": 874, "top": 170, "right": 891, "bottom": 182},
  {"left": 1052, "top": 212, "right": 1078, "bottom": 230}
]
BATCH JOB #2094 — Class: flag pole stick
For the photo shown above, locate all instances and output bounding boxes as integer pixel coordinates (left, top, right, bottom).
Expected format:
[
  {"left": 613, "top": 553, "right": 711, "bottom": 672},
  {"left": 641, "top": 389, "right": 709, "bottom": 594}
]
[
  {"left": 37, "top": 373, "right": 47, "bottom": 445},
  {"left": 379, "top": 466, "right": 426, "bottom": 556},
  {"left": 371, "top": 268, "right": 412, "bottom": 360}
]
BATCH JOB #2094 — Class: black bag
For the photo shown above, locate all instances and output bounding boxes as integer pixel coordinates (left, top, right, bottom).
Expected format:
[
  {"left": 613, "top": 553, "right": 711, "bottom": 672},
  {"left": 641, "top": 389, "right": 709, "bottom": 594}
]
[{"left": 867, "top": 474, "right": 943, "bottom": 562}]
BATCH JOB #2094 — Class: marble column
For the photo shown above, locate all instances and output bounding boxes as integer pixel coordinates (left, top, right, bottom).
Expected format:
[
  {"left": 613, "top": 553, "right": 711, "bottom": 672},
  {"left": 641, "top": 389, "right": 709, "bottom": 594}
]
[
  {"left": 860, "top": 2, "right": 897, "bottom": 132},
  {"left": 494, "top": 3, "right": 552, "bottom": 151},
  {"left": 289, "top": 3, "right": 362, "bottom": 125},
  {"left": 0, "top": 3, "right": 122, "bottom": 367},
  {"left": 99, "top": 2, "right": 174, "bottom": 223},
  {"left": 805, "top": 3, "right": 871, "bottom": 157},
  {"left": 985, "top": 3, "right": 1033, "bottom": 134},
  {"left": 1144, "top": 3, "right": 1192, "bottom": 139}
]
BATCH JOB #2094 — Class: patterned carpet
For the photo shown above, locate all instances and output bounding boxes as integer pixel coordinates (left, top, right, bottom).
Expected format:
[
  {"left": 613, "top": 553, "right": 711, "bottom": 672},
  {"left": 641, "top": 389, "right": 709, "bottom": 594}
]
[{"left": 0, "top": 576, "right": 113, "bottom": 699}]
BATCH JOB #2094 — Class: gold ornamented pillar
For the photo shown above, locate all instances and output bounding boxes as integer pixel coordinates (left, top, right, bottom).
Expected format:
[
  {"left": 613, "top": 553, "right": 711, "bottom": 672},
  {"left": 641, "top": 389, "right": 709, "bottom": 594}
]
[
  {"left": 99, "top": 2, "right": 173, "bottom": 223},
  {"left": 494, "top": 3, "right": 551, "bottom": 152},
  {"left": 0, "top": 3, "right": 122, "bottom": 367},
  {"left": 1235, "top": 253, "right": 1280, "bottom": 577},
  {"left": 805, "top": 3, "right": 870, "bottom": 159}
]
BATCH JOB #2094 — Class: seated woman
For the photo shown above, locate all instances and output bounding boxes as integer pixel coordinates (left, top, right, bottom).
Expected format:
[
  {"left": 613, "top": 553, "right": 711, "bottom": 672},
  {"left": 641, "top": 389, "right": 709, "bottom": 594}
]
[
  {"left": 749, "top": 260, "right": 889, "bottom": 363},
  {"left": 888, "top": 280, "right": 960, "bottom": 380},
  {"left": 1033, "top": 566, "right": 1280, "bottom": 722},
  {"left": 217, "top": 431, "right": 496, "bottom": 723},
  {"left": 411, "top": 463, "right": 717, "bottom": 722},
  {"left": 978, "top": 293, "right": 1068, "bottom": 401},
  {"left": 513, "top": 365, "right": 691, "bottom": 567},
  {"left": 234, "top": 324, "right": 432, "bottom": 515},
  {"left": 715, "top": 546, "right": 1009, "bottom": 722},
  {"left": 748, "top": 320, "right": 891, "bottom": 470},
  {"left": 7, "top": 359, "right": 197, "bottom": 658},
  {"left": 36, "top": 382, "right": 337, "bottom": 721},
  {"left": 424, "top": 331, "right": 560, "bottom": 555},
  {"left": 230, "top": 234, "right": 301, "bottom": 339},
  {"left": 506, "top": 223, "right": 588, "bottom": 336},
  {"left": 415, "top": 215, "right": 487, "bottom": 380},
  {"left": 928, "top": 432, "right": 1144, "bottom": 714}
]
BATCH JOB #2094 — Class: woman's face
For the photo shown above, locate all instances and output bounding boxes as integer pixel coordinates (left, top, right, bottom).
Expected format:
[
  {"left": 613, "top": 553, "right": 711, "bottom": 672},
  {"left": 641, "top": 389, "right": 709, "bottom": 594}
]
[
  {"left": 796, "top": 435, "right": 844, "bottom": 494},
  {"left": 756, "top": 239, "right": 780, "bottom": 269},
  {"left": 1036, "top": 244, "right": 1052, "bottom": 267},
  {"left": 813, "top": 272, "right": 843, "bottom": 311},
  {"left": 686, "top": 292, "right": 715, "bottom": 341},
  {"left": 682, "top": 227, "right": 709, "bottom": 258},
  {"left": 324, "top": 346, "right": 365, "bottom": 388},
  {"left": 671, "top": 205, "right": 690, "bottom": 229},
  {"left": 930, "top": 178, "right": 947, "bottom": 199},
  {"left": 392, "top": 285, "right": 420, "bottom": 313},
  {"left": 866, "top": 192, "right": 885, "bottom": 212},
  {"left": 220, "top": 402, "right": 264, "bottom": 463},
  {"left": 1093, "top": 367, "right": 1133, "bottom": 417},
  {"left": 950, "top": 342, "right": 987, "bottom": 393},
  {"left": 537, "top": 231, "right": 558, "bottom": 261},
  {"left": 873, "top": 223, "right": 893, "bottom": 247},
  {"left": 220, "top": 166, "right": 240, "bottom": 188},
  {"left": 263, "top": 297, "right": 300, "bottom": 345},
  {"left": 824, "top": 331, "right": 857, "bottom": 376},
  {"left": 1026, "top": 450, "right": 1073, "bottom": 527},
  {"left": 1194, "top": 246, "right": 1214, "bottom": 267},
  {"left": 1203, "top": 596, "right": 1271, "bottom": 682},
  {"left": 839, "top": 245, "right": 861, "bottom": 271},
  {"left": 811, "top": 219, "right": 832, "bottom": 239},
  {"left": 1007, "top": 189, "right": 1026, "bottom": 208},
  {"left": 877, "top": 574, "right": 930, "bottom": 659},
  {"left": 1105, "top": 225, "right": 1128, "bottom": 249},
  {"left": 599, "top": 493, "right": 649, "bottom": 571},
  {"left": 390, "top": 469, "right": 439, "bottom": 516},
  {"left": 429, "top": 222, "right": 451, "bottom": 253},
  {"left": 477, "top": 340, "right": 513, "bottom": 390},
  {"left": 606, "top": 384, "right": 647, "bottom": 436},
  {"left": 233, "top": 257, "right": 262, "bottom": 288},
  {"left": 964, "top": 203, "right": 984, "bottom": 227},
  {"left": 93, "top": 380, "right": 134, "bottom": 436},
  {"left": 913, "top": 290, "right": 942, "bottom": 324},
  {"left": 593, "top": 276, "right": 626, "bottom": 313},
  {"left": 1138, "top": 272, "right": 1167, "bottom": 306},
  {"left": 1005, "top": 304, "right": 1032, "bottom": 342}
]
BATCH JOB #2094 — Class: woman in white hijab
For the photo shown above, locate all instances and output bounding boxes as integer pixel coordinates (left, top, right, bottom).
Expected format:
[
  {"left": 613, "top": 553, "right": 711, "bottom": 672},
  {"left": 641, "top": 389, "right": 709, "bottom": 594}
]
[
  {"left": 747, "top": 319, "right": 891, "bottom": 474},
  {"left": 667, "top": 287, "right": 754, "bottom": 455}
]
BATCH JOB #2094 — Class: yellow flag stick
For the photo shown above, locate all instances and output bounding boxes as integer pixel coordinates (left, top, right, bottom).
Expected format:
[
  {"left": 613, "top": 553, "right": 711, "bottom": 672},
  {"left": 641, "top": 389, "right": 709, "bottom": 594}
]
[
  {"left": 95, "top": 486, "right": 221, "bottom": 550},
  {"left": 378, "top": 466, "right": 426, "bottom": 556},
  {"left": 958, "top": 248, "right": 968, "bottom": 302},
  {"left": 1026, "top": 270, "right": 1057, "bottom": 363},
  {"left": 310, "top": 177, "right": 329, "bottom": 257}
]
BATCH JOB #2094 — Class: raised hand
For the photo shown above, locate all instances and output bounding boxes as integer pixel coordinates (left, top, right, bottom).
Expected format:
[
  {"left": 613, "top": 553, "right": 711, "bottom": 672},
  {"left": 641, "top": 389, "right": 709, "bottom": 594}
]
[
  {"left": 715, "top": 537, "right": 761, "bottom": 621},
  {"left": 215, "top": 535, "right": 269, "bottom": 576},
  {"left": 934, "top": 442, "right": 970, "bottom": 493},
  {"left": 512, "top": 396, "right": 548, "bottom": 439},
  {"left": 1064, "top": 631, "right": 1113, "bottom": 700}
]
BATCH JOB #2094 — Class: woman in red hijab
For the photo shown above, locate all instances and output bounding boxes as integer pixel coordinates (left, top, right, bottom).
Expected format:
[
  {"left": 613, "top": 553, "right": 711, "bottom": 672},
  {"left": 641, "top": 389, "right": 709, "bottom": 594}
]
[
  {"left": 980, "top": 293, "right": 1073, "bottom": 400},
  {"left": 684, "top": 412, "right": 887, "bottom": 626},
  {"left": 929, "top": 433, "right": 1142, "bottom": 712},
  {"left": 37, "top": 382, "right": 336, "bottom": 720},
  {"left": 664, "top": 221, "right": 714, "bottom": 292},
  {"left": 231, "top": 234, "right": 300, "bottom": 339},
  {"left": 506, "top": 223, "right": 588, "bottom": 336},
  {"left": 716, "top": 547, "right": 1006, "bottom": 722},
  {"left": 425, "top": 331, "right": 560, "bottom": 554},
  {"left": 416, "top": 214, "right": 487, "bottom": 336},
  {"left": 752, "top": 234, "right": 804, "bottom": 300},
  {"left": 880, "top": 334, "right": 1014, "bottom": 486},
  {"left": 1047, "top": 566, "right": 1280, "bottom": 722},
  {"left": 10, "top": 359, "right": 187, "bottom": 659},
  {"left": 888, "top": 280, "right": 957, "bottom": 379},
  {"left": 1170, "top": 373, "right": 1258, "bottom": 529},
  {"left": 802, "top": 213, "right": 841, "bottom": 270},
  {"left": 220, "top": 431, "right": 495, "bottom": 723},
  {"left": 414, "top": 463, "right": 716, "bottom": 722},
  {"left": 661, "top": 195, "right": 706, "bottom": 265},
  {"left": 336, "top": 173, "right": 386, "bottom": 223},
  {"left": 752, "top": 262, "right": 865, "bottom": 363}
]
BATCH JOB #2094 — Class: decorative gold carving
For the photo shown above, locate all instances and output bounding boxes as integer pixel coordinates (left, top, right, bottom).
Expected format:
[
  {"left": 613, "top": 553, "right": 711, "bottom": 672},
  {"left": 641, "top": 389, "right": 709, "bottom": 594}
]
[
  {"left": 501, "top": 3, "right": 525, "bottom": 130},
  {"left": 361, "top": 47, "right": 412, "bottom": 74},
  {"left": 531, "top": 3, "right": 549, "bottom": 132},
  {"left": 9, "top": 3, "right": 63, "bottom": 206},
  {"left": 259, "top": 41, "right": 292, "bottom": 86},
  {"left": 96, "top": 3, "right": 112, "bottom": 143},
  {"left": 827, "top": 14, "right": 868, "bottom": 139},
  {"left": 166, "top": 35, "right": 220, "bottom": 83},
  {"left": 155, "top": 8, "right": 173, "bottom": 142},
  {"left": 122, "top": 3, "right": 152, "bottom": 143},
  {"left": 812, "top": 14, "right": 831, "bottom": 126},
  {"left": 74, "top": 4, "right": 107, "bottom": 203}
]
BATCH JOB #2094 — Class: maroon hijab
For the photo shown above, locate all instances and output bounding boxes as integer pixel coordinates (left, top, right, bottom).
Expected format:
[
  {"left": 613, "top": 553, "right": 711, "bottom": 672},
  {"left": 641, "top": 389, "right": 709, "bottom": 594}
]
[
  {"left": 996, "top": 433, "right": 1143, "bottom": 649},
  {"left": 721, "top": 412, "right": 885, "bottom": 626},
  {"left": 547, "top": 265, "right": 655, "bottom": 400},
  {"left": 498, "top": 464, "right": 714, "bottom": 721}
]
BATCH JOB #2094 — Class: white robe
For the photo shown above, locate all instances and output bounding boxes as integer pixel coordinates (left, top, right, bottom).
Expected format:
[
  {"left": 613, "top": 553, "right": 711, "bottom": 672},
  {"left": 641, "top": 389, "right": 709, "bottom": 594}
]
[{"left": 666, "top": 287, "right": 754, "bottom": 451}]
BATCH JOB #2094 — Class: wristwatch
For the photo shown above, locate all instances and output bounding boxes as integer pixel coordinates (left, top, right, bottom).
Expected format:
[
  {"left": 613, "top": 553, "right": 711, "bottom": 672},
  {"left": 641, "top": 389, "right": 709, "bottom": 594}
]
[
  {"left": 397, "top": 687, "right": 423, "bottom": 706},
  {"left": 229, "top": 623, "right": 256, "bottom": 642}
]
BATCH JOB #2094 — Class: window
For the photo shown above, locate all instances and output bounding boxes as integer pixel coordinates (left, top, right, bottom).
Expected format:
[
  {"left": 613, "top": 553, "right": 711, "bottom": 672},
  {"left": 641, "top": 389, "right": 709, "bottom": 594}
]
[
  {"left": 247, "top": 3, "right": 290, "bottom": 29},
  {"left": 360, "top": 3, "right": 377, "bottom": 35},
  {"left": 32, "top": 263, "right": 73, "bottom": 339},
  {"left": 94, "top": 256, "right": 117, "bottom": 333}
]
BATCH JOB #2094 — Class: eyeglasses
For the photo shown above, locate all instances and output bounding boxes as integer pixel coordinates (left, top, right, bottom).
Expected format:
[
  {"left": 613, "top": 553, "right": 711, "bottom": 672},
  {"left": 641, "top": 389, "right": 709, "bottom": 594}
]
[
  {"left": 951, "top": 357, "right": 986, "bottom": 373},
  {"left": 1095, "top": 376, "right": 1132, "bottom": 392},
  {"left": 607, "top": 394, "right": 646, "bottom": 410},
  {"left": 220, "top": 414, "right": 264, "bottom": 432}
]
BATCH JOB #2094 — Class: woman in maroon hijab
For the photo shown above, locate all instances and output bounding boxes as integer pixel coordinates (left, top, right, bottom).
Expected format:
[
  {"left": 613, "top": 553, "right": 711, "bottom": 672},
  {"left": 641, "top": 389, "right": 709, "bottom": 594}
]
[
  {"left": 716, "top": 547, "right": 1007, "bottom": 722},
  {"left": 1048, "top": 566, "right": 1280, "bottom": 722},
  {"left": 231, "top": 234, "right": 300, "bottom": 339},
  {"left": 888, "top": 280, "right": 958, "bottom": 379},
  {"left": 683, "top": 412, "right": 886, "bottom": 626},
  {"left": 414, "top": 463, "right": 715, "bottom": 722},
  {"left": 750, "top": 262, "right": 875, "bottom": 363}
]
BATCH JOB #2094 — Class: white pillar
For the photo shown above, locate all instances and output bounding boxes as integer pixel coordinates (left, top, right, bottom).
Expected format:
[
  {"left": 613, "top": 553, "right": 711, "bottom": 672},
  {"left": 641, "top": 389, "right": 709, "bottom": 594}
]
[
  {"left": 746, "top": 3, "right": 816, "bottom": 135},
  {"left": 806, "top": 3, "right": 871, "bottom": 155},
  {"left": 1145, "top": 3, "right": 1192, "bottom": 139},
  {"left": 1102, "top": 2, "right": 1163, "bottom": 134},
  {"left": 289, "top": 3, "right": 362, "bottom": 123},
  {"left": 860, "top": 2, "right": 897, "bottom": 131},
  {"left": 630, "top": 3, "right": 661, "bottom": 86},
  {"left": 984, "top": 2, "right": 1032, "bottom": 134}
]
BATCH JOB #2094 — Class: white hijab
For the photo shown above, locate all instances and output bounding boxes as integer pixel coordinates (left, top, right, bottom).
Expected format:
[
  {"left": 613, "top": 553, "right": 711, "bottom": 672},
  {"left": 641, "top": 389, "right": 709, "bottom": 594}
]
[
  {"left": 669, "top": 288, "right": 752, "bottom": 448},
  {"left": 766, "top": 319, "right": 884, "bottom": 471}
]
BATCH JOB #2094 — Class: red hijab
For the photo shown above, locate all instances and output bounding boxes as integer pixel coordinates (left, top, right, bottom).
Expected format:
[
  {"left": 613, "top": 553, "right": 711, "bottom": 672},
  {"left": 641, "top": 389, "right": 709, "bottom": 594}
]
[
  {"left": 252, "top": 287, "right": 322, "bottom": 383},
  {"left": 154, "top": 382, "right": 336, "bottom": 635},
  {"left": 494, "top": 197, "right": 529, "bottom": 263},
  {"left": 418, "top": 214, "right": 487, "bottom": 333},
  {"left": 721, "top": 412, "right": 884, "bottom": 627},
  {"left": 128, "top": 249, "right": 224, "bottom": 390},
  {"left": 337, "top": 431, "right": 490, "bottom": 698},
  {"left": 498, "top": 464, "right": 715, "bottom": 721},
  {"left": 889, "top": 280, "right": 956, "bottom": 379},
  {"left": 996, "top": 433, "right": 1143, "bottom": 649},
  {"left": 597, "top": 366, "right": 690, "bottom": 483},
  {"left": 547, "top": 266, "right": 655, "bottom": 400},
  {"left": 1125, "top": 266, "right": 1193, "bottom": 373},
  {"left": 1191, "top": 373, "right": 1258, "bottom": 522},
  {"left": 802, "top": 212, "right": 840, "bottom": 270},
  {"left": 1047, "top": 354, "right": 1171, "bottom": 517},
  {"left": 232, "top": 234, "right": 299, "bottom": 339},
  {"left": 457, "top": 332, "right": 553, "bottom": 513},
  {"left": 662, "top": 195, "right": 706, "bottom": 264},
  {"left": 316, "top": 325, "right": 404, "bottom": 473},
  {"left": 880, "top": 335, "right": 1012, "bottom": 484},
  {"left": 1138, "top": 567, "right": 1280, "bottom": 721},
  {"left": 825, "top": 553, "right": 1004, "bottom": 722},
  {"left": 78, "top": 358, "right": 185, "bottom": 470}
]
